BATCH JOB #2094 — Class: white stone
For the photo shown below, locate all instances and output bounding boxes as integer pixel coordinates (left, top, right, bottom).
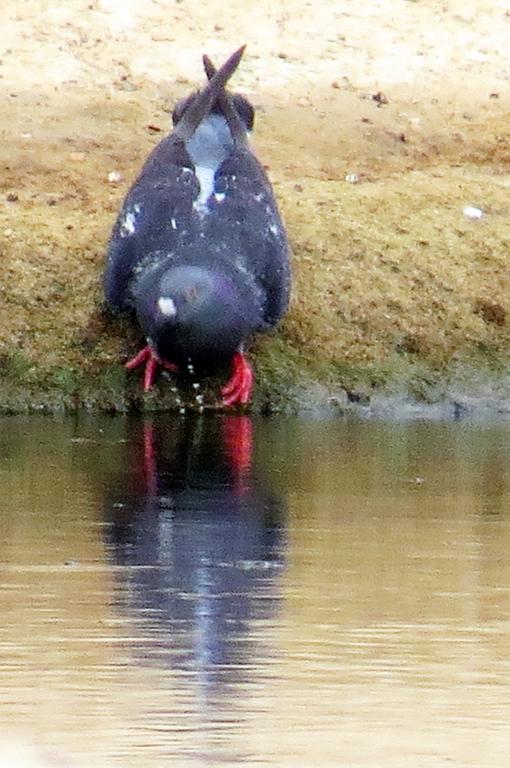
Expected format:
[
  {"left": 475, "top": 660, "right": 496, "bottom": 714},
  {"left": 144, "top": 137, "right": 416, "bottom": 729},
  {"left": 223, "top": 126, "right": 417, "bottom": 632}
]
[{"left": 463, "top": 205, "right": 484, "bottom": 219}]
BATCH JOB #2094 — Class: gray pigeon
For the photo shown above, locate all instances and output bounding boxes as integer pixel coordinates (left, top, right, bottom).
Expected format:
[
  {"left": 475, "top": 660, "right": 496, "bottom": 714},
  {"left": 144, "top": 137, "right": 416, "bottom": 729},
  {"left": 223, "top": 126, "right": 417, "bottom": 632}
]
[{"left": 104, "top": 46, "right": 291, "bottom": 406}]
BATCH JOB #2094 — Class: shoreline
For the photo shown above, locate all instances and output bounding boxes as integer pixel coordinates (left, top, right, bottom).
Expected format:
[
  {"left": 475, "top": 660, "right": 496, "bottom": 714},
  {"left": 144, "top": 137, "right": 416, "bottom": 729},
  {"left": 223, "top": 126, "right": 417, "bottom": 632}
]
[{"left": 1, "top": 351, "right": 510, "bottom": 420}]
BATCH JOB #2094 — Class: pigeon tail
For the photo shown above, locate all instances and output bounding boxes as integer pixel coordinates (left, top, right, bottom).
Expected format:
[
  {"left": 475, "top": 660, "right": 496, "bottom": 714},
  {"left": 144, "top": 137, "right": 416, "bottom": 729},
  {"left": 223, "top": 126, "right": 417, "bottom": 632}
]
[
  {"left": 172, "top": 45, "right": 245, "bottom": 143},
  {"left": 202, "top": 54, "right": 249, "bottom": 148}
]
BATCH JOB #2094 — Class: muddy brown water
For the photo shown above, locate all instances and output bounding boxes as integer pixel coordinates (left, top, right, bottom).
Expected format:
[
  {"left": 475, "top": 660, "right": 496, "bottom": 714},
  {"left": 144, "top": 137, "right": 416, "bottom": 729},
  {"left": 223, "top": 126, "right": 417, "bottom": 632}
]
[{"left": 1, "top": 414, "right": 509, "bottom": 767}]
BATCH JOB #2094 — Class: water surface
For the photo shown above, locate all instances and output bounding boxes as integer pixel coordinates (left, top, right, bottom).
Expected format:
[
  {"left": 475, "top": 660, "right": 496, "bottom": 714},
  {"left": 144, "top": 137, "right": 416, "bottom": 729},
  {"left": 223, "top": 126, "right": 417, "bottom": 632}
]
[{"left": 1, "top": 415, "right": 509, "bottom": 767}]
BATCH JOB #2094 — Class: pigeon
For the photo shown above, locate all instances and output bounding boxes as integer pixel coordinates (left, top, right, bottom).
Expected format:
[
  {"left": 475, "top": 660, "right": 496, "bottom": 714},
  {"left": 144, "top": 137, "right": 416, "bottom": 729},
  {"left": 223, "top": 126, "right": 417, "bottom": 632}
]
[{"left": 104, "top": 46, "right": 291, "bottom": 406}]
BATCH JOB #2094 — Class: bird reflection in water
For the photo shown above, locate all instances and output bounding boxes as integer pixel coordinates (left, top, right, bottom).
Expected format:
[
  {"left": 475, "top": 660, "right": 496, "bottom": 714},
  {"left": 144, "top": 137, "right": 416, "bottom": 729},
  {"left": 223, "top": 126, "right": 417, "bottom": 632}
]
[{"left": 105, "top": 414, "right": 287, "bottom": 705}]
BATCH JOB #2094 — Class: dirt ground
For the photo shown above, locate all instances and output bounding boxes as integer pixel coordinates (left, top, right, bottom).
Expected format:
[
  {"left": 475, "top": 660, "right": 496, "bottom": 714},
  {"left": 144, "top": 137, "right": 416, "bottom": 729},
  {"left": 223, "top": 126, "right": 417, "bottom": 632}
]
[{"left": 1, "top": 0, "right": 510, "bottom": 412}]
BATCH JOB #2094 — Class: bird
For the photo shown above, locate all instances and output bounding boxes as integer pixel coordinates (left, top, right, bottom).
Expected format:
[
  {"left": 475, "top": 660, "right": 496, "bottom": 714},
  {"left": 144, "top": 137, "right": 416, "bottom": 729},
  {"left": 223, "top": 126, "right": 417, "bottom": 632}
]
[{"left": 104, "top": 46, "right": 291, "bottom": 406}]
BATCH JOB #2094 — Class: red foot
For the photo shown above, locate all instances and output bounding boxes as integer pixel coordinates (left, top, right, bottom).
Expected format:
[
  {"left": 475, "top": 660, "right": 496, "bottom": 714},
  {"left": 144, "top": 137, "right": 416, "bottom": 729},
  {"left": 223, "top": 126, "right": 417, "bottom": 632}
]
[
  {"left": 125, "top": 345, "right": 178, "bottom": 392},
  {"left": 221, "top": 351, "right": 253, "bottom": 406}
]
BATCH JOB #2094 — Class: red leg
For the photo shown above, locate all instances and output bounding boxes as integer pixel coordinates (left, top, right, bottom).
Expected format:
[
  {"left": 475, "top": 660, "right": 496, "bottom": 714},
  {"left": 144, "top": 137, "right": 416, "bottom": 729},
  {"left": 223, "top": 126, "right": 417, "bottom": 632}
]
[
  {"left": 143, "top": 353, "right": 159, "bottom": 392},
  {"left": 222, "top": 415, "right": 253, "bottom": 483},
  {"left": 221, "top": 351, "right": 254, "bottom": 406},
  {"left": 125, "top": 345, "right": 178, "bottom": 392},
  {"left": 143, "top": 421, "right": 159, "bottom": 496},
  {"left": 125, "top": 345, "right": 150, "bottom": 370}
]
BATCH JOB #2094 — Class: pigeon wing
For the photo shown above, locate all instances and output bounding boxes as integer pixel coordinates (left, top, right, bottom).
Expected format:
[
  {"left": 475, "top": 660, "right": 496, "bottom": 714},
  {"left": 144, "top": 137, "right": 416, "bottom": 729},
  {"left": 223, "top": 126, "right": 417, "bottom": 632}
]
[
  {"left": 211, "top": 147, "right": 291, "bottom": 328},
  {"left": 104, "top": 138, "right": 197, "bottom": 311}
]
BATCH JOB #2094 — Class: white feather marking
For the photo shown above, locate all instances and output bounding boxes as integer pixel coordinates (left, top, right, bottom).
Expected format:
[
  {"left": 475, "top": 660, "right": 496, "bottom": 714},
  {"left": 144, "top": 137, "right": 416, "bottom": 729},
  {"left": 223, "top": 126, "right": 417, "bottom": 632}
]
[
  {"left": 171, "top": 217, "right": 177, "bottom": 230},
  {"left": 186, "top": 114, "right": 234, "bottom": 214},
  {"left": 120, "top": 209, "right": 137, "bottom": 237},
  {"left": 214, "top": 192, "right": 226, "bottom": 203},
  {"left": 158, "top": 297, "right": 177, "bottom": 317},
  {"left": 192, "top": 166, "right": 216, "bottom": 212}
]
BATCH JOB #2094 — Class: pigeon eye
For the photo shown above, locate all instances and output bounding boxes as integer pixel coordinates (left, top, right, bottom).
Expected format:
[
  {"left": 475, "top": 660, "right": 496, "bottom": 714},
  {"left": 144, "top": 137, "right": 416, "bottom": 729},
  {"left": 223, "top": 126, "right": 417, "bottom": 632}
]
[{"left": 184, "top": 285, "right": 200, "bottom": 303}]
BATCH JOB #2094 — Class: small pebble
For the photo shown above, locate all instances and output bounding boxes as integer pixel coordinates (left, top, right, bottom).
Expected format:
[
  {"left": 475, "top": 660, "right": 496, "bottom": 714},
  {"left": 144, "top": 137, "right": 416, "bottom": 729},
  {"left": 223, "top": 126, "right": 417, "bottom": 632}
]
[
  {"left": 108, "top": 170, "right": 123, "bottom": 183},
  {"left": 372, "top": 91, "right": 389, "bottom": 105},
  {"left": 463, "top": 205, "right": 484, "bottom": 220},
  {"left": 345, "top": 173, "right": 360, "bottom": 184}
]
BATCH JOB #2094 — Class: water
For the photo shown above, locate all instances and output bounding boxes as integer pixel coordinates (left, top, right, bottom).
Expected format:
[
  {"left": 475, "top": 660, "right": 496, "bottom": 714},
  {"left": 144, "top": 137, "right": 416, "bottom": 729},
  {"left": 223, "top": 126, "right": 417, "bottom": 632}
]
[{"left": 1, "top": 414, "right": 510, "bottom": 768}]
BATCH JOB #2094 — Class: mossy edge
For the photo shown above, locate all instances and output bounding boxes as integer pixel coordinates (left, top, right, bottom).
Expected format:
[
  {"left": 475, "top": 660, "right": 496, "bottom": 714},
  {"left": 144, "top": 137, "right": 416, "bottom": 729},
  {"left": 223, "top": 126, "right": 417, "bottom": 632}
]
[{"left": 2, "top": 340, "right": 510, "bottom": 418}]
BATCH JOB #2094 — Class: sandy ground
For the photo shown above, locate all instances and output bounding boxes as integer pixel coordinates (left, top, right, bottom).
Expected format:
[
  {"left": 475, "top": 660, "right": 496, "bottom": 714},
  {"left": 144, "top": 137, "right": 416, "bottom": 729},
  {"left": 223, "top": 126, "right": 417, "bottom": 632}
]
[{"left": 1, "top": 0, "right": 510, "bottom": 410}]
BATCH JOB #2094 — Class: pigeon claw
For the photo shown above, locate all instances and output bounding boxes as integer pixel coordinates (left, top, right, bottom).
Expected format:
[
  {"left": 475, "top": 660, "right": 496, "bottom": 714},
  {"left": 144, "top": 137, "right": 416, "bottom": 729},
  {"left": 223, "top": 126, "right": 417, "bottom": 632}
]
[
  {"left": 125, "top": 345, "right": 178, "bottom": 392},
  {"left": 221, "top": 351, "right": 253, "bottom": 407}
]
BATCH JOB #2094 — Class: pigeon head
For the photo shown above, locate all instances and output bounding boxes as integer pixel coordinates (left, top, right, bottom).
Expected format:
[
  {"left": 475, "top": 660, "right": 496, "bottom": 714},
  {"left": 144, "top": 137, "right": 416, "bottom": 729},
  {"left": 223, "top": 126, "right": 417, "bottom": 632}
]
[{"left": 133, "top": 264, "right": 262, "bottom": 371}]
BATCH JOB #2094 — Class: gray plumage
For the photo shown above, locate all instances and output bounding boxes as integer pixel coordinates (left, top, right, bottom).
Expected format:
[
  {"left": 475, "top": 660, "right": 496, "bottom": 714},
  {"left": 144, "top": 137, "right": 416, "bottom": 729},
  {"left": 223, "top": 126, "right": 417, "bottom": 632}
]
[{"left": 104, "top": 46, "right": 291, "bottom": 383}]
